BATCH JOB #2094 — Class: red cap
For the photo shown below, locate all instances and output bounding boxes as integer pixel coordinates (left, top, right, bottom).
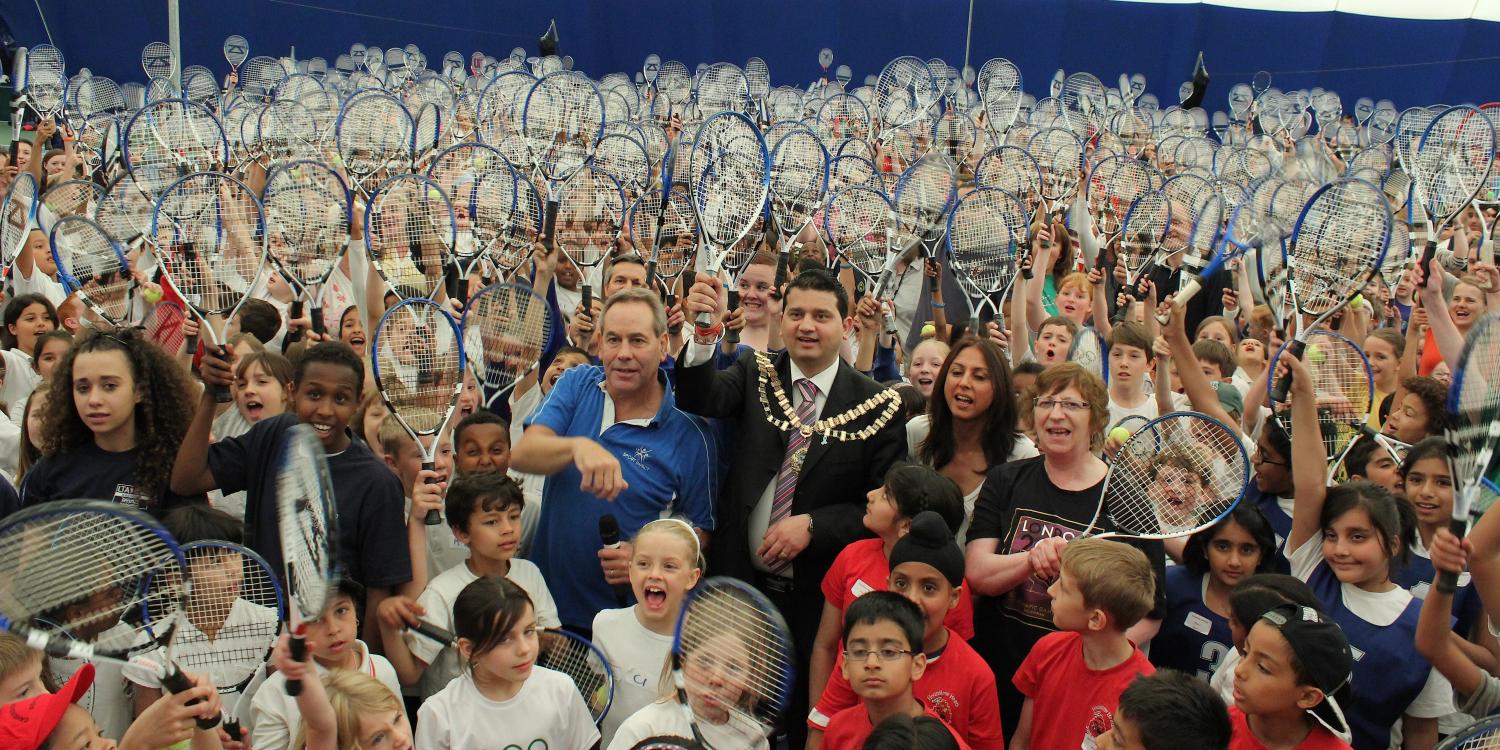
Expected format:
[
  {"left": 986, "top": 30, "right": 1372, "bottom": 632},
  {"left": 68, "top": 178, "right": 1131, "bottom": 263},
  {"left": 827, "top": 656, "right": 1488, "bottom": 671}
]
[{"left": 0, "top": 662, "right": 95, "bottom": 750}]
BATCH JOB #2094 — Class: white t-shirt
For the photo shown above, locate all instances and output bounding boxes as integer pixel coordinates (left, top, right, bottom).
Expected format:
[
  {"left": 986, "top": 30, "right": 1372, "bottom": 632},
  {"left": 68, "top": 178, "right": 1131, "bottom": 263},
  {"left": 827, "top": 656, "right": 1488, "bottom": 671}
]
[
  {"left": 13, "top": 263, "right": 66, "bottom": 307},
  {"left": 556, "top": 285, "right": 582, "bottom": 324},
  {"left": 407, "top": 559, "right": 562, "bottom": 699},
  {"left": 248, "top": 639, "right": 402, "bottom": 750},
  {"left": 416, "top": 667, "right": 600, "bottom": 750},
  {"left": 1108, "top": 394, "right": 1158, "bottom": 429},
  {"left": 592, "top": 607, "right": 674, "bottom": 747},
  {"left": 0, "top": 348, "right": 41, "bottom": 425},
  {"left": 608, "top": 699, "right": 768, "bottom": 750},
  {"left": 124, "top": 597, "right": 279, "bottom": 712},
  {"left": 406, "top": 496, "right": 471, "bottom": 577},
  {"left": 903, "top": 414, "right": 1038, "bottom": 544}
]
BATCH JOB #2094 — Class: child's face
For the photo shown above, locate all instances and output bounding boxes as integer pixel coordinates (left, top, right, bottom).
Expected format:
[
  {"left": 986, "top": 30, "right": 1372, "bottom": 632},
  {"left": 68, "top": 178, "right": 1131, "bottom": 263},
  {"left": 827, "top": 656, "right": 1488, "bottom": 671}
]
[
  {"left": 356, "top": 706, "right": 413, "bottom": 750},
  {"left": 293, "top": 362, "right": 362, "bottom": 452},
  {"left": 35, "top": 337, "right": 67, "bottom": 378},
  {"left": 47, "top": 703, "right": 117, "bottom": 750},
  {"left": 457, "top": 369, "right": 479, "bottom": 420},
  {"left": 542, "top": 352, "right": 589, "bottom": 396},
  {"left": 1108, "top": 344, "right": 1149, "bottom": 386},
  {"left": 1045, "top": 568, "right": 1095, "bottom": 631},
  {"left": 1232, "top": 622, "right": 1320, "bottom": 719},
  {"left": 362, "top": 400, "right": 389, "bottom": 446},
  {"left": 1151, "top": 464, "right": 1206, "bottom": 527},
  {"left": 71, "top": 349, "right": 140, "bottom": 440},
  {"left": 1383, "top": 393, "right": 1431, "bottom": 444},
  {"left": 25, "top": 390, "right": 47, "bottom": 451},
  {"left": 340, "top": 309, "right": 367, "bottom": 357},
  {"left": 906, "top": 341, "right": 946, "bottom": 399},
  {"left": 305, "top": 594, "right": 359, "bottom": 665},
  {"left": 862, "top": 484, "right": 904, "bottom": 537},
  {"left": 26, "top": 232, "right": 55, "bottom": 277},
  {"left": 1237, "top": 339, "right": 1266, "bottom": 370},
  {"left": 0, "top": 655, "right": 44, "bottom": 704},
  {"left": 457, "top": 502, "right": 522, "bottom": 564},
  {"left": 465, "top": 604, "right": 538, "bottom": 685},
  {"left": 629, "top": 529, "right": 701, "bottom": 626},
  {"left": 684, "top": 632, "right": 752, "bottom": 724},
  {"left": 1205, "top": 521, "right": 1262, "bottom": 591},
  {"left": 1095, "top": 710, "right": 1146, "bottom": 750},
  {"left": 1321, "top": 507, "right": 1394, "bottom": 588},
  {"left": 1359, "top": 449, "right": 1404, "bottom": 497},
  {"left": 1055, "top": 283, "right": 1091, "bottom": 324},
  {"left": 1251, "top": 433, "right": 1291, "bottom": 495},
  {"left": 387, "top": 433, "right": 454, "bottom": 492},
  {"left": 840, "top": 620, "right": 925, "bottom": 702},
  {"left": 889, "top": 561, "right": 958, "bottom": 646},
  {"left": 1403, "top": 456, "right": 1453, "bottom": 531},
  {"left": 456, "top": 423, "right": 510, "bottom": 475},
  {"left": 1197, "top": 358, "right": 1226, "bottom": 383},
  {"left": 1196, "top": 322, "right": 1233, "bottom": 348},
  {"left": 236, "top": 361, "right": 289, "bottom": 424},
  {"left": 1363, "top": 336, "right": 1396, "bottom": 384},
  {"left": 11, "top": 303, "right": 56, "bottom": 358},
  {"left": 1036, "top": 325, "right": 1073, "bottom": 364}
]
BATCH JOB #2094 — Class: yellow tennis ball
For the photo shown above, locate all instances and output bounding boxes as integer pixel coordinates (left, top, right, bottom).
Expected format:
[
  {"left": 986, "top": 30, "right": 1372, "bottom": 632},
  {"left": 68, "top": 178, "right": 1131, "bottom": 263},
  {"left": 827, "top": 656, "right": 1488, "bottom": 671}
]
[
  {"left": 143, "top": 288, "right": 163, "bottom": 304},
  {"left": 921, "top": 323, "right": 936, "bottom": 337},
  {"left": 1306, "top": 344, "right": 1326, "bottom": 365},
  {"left": 1109, "top": 426, "right": 1132, "bottom": 444},
  {"left": 1351, "top": 293, "right": 1365, "bottom": 308}
]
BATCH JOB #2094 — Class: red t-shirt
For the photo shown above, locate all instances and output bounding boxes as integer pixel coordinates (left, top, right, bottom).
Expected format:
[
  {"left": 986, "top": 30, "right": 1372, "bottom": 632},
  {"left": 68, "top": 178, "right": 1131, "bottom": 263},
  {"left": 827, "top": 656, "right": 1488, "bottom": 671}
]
[
  {"left": 1229, "top": 706, "right": 1352, "bottom": 750},
  {"left": 1012, "top": 631, "right": 1154, "bottom": 750},
  {"left": 821, "top": 700, "right": 972, "bottom": 750},
  {"left": 809, "top": 628, "right": 1003, "bottom": 750},
  {"left": 821, "top": 538, "right": 975, "bottom": 639}
]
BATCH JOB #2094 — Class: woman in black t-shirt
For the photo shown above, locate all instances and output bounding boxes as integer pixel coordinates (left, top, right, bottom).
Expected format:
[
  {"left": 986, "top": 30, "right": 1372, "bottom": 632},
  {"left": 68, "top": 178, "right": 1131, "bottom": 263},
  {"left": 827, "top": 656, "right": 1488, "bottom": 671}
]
[{"left": 21, "top": 327, "right": 200, "bottom": 515}]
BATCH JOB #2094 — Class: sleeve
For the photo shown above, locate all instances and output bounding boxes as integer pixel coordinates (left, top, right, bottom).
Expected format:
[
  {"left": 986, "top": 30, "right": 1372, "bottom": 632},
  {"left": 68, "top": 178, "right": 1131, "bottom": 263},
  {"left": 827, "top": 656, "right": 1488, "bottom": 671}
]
[
  {"left": 1403, "top": 667, "right": 1457, "bottom": 718},
  {"left": 529, "top": 571, "right": 562, "bottom": 629},
  {"left": 356, "top": 473, "right": 414, "bottom": 589},
  {"left": 964, "top": 665, "right": 1005, "bottom": 750},
  {"left": 414, "top": 695, "right": 451, "bottom": 750},
  {"left": 808, "top": 657, "right": 857, "bottom": 730},
  {"left": 1011, "top": 633, "right": 1054, "bottom": 697},
  {"left": 821, "top": 549, "right": 849, "bottom": 606},
  {"left": 1286, "top": 535, "right": 1324, "bottom": 582},
  {"left": 408, "top": 585, "right": 446, "bottom": 665},
  {"left": 868, "top": 344, "right": 900, "bottom": 382},
  {"left": 249, "top": 677, "right": 294, "bottom": 750},
  {"left": 673, "top": 417, "right": 719, "bottom": 532},
  {"left": 1457, "top": 672, "right": 1500, "bottom": 717},
  {"left": 967, "top": 466, "right": 1017, "bottom": 542},
  {"left": 671, "top": 347, "right": 751, "bottom": 419},
  {"left": 526, "top": 366, "right": 586, "bottom": 432},
  {"left": 0, "top": 474, "right": 19, "bottom": 520},
  {"left": 682, "top": 339, "right": 717, "bottom": 368},
  {"left": 207, "top": 416, "right": 274, "bottom": 495},
  {"left": 559, "top": 678, "right": 604, "bottom": 750}
]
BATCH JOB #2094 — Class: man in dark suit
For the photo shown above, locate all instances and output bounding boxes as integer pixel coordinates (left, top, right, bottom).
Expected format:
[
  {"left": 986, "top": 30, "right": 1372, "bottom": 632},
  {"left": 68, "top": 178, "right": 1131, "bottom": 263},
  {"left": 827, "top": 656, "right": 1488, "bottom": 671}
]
[{"left": 676, "top": 269, "right": 906, "bottom": 744}]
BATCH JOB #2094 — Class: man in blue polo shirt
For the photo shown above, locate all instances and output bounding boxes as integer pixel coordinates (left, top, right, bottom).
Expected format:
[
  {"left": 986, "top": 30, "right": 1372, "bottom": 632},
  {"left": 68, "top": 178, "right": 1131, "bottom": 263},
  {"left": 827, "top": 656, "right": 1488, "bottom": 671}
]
[{"left": 512, "top": 287, "right": 718, "bottom": 631}]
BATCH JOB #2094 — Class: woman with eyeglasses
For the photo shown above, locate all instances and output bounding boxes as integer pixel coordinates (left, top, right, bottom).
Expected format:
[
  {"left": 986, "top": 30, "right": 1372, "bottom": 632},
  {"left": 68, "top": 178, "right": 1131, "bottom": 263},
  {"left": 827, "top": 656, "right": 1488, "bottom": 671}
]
[{"left": 961, "top": 362, "right": 1167, "bottom": 744}]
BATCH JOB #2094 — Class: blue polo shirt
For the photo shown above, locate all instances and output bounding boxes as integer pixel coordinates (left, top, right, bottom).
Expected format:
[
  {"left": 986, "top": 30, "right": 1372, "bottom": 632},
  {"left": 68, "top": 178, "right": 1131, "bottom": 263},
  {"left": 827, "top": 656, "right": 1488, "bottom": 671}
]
[{"left": 525, "top": 364, "right": 719, "bottom": 627}]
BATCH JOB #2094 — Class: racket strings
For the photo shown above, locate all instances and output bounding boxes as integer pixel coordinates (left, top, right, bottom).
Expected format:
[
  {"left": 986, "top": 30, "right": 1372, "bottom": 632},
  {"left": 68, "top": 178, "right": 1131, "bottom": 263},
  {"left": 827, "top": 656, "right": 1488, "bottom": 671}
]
[
  {"left": 692, "top": 142, "right": 766, "bottom": 249},
  {"left": 375, "top": 303, "right": 463, "bottom": 432},
  {"left": 0, "top": 509, "right": 186, "bottom": 655},
  {"left": 826, "top": 188, "right": 894, "bottom": 278},
  {"left": 678, "top": 586, "right": 794, "bottom": 727},
  {"left": 264, "top": 170, "right": 347, "bottom": 286},
  {"left": 1107, "top": 414, "right": 1249, "bottom": 537},
  {"left": 557, "top": 171, "right": 624, "bottom": 273},
  {"left": 367, "top": 176, "right": 455, "bottom": 297},
  {"left": 464, "top": 285, "right": 552, "bottom": 393},
  {"left": 1450, "top": 317, "right": 1500, "bottom": 480},
  {"left": 536, "top": 632, "right": 612, "bottom": 720},
  {"left": 524, "top": 72, "right": 603, "bottom": 182},
  {"left": 175, "top": 546, "right": 283, "bottom": 688},
  {"left": 277, "top": 427, "right": 339, "bottom": 619},
  {"left": 1415, "top": 109, "right": 1494, "bottom": 220},
  {"left": 1288, "top": 179, "right": 1390, "bottom": 314},
  {"left": 949, "top": 189, "right": 1026, "bottom": 292},
  {"left": 50, "top": 218, "right": 133, "bottom": 323},
  {"left": 1274, "top": 332, "right": 1372, "bottom": 461},
  {"left": 155, "top": 175, "right": 268, "bottom": 315}
]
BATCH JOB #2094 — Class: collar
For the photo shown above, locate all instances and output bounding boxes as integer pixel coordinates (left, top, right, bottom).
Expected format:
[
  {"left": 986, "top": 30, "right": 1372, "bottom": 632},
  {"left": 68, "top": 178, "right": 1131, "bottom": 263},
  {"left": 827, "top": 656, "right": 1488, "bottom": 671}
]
[
  {"left": 788, "top": 356, "right": 839, "bottom": 399},
  {"left": 597, "top": 367, "right": 674, "bottom": 430}
]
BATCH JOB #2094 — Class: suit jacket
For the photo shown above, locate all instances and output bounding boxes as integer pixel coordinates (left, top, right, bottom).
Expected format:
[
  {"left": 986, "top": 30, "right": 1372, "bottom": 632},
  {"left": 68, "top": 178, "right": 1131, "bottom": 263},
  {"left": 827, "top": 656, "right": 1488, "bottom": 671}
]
[{"left": 674, "top": 348, "right": 906, "bottom": 595}]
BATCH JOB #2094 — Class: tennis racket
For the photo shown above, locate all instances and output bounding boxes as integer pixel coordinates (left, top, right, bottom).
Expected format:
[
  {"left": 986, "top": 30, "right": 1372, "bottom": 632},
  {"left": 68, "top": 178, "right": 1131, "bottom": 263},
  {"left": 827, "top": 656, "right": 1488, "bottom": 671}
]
[
  {"left": 372, "top": 298, "right": 466, "bottom": 525},
  {"left": 365, "top": 173, "right": 457, "bottom": 300},
  {"left": 671, "top": 577, "right": 796, "bottom": 750},
  {"left": 1268, "top": 330, "right": 1373, "bottom": 483},
  {"left": 1269, "top": 177, "right": 1391, "bottom": 402},
  {"left": 537, "top": 629, "right": 616, "bottom": 725},
  {"left": 0, "top": 501, "right": 219, "bottom": 729},
  {"left": 8, "top": 46, "right": 27, "bottom": 164},
  {"left": 893, "top": 153, "right": 958, "bottom": 299},
  {"left": 1085, "top": 153, "right": 1157, "bottom": 252},
  {"left": 688, "top": 111, "right": 770, "bottom": 343},
  {"left": 143, "top": 298, "right": 187, "bottom": 355},
  {"left": 24, "top": 44, "right": 65, "bottom": 124},
  {"left": 1085, "top": 411, "right": 1250, "bottom": 539},
  {"left": 223, "top": 35, "right": 249, "bottom": 93},
  {"left": 824, "top": 185, "right": 899, "bottom": 334},
  {"left": 631, "top": 183, "right": 699, "bottom": 329},
  {"left": 522, "top": 70, "right": 605, "bottom": 263},
  {"left": 334, "top": 91, "right": 416, "bottom": 200},
  {"left": 175, "top": 541, "right": 284, "bottom": 741},
  {"left": 264, "top": 160, "right": 352, "bottom": 337},
  {"left": 1438, "top": 312, "right": 1500, "bottom": 594},
  {"left": 151, "top": 171, "right": 269, "bottom": 403},
  {"left": 1437, "top": 714, "right": 1500, "bottom": 749},
  {"left": 946, "top": 186, "right": 1029, "bottom": 344},
  {"left": 1161, "top": 183, "right": 1272, "bottom": 322},
  {"left": 276, "top": 422, "right": 341, "bottom": 696},
  {"left": 1067, "top": 325, "right": 1109, "bottom": 385},
  {"left": 1, "top": 171, "right": 39, "bottom": 280},
  {"left": 767, "top": 127, "right": 830, "bottom": 287},
  {"left": 48, "top": 215, "right": 135, "bottom": 328},
  {"left": 121, "top": 99, "right": 228, "bottom": 201},
  {"left": 555, "top": 169, "right": 626, "bottom": 314},
  {"left": 1113, "top": 190, "right": 1174, "bottom": 323},
  {"left": 1411, "top": 106, "right": 1495, "bottom": 270},
  {"left": 463, "top": 282, "right": 554, "bottom": 410},
  {"left": 428, "top": 142, "right": 517, "bottom": 298}
]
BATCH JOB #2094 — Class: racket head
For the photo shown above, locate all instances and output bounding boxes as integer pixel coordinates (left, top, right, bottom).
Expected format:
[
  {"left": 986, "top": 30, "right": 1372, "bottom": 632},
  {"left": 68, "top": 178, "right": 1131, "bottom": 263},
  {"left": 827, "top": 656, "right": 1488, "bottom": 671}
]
[
  {"left": 263, "top": 160, "right": 352, "bottom": 289},
  {"left": 1415, "top": 105, "right": 1495, "bottom": 223},
  {"left": 0, "top": 500, "right": 187, "bottom": 660},
  {"left": 593, "top": 132, "right": 652, "bottom": 195},
  {"left": 334, "top": 92, "right": 416, "bottom": 194},
  {"left": 1439, "top": 714, "right": 1500, "bottom": 749},
  {"left": 1, "top": 171, "right": 39, "bottom": 269},
  {"left": 555, "top": 169, "right": 626, "bottom": 275},
  {"left": 151, "top": 171, "right": 269, "bottom": 320},
  {"left": 275, "top": 423, "right": 342, "bottom": 623},
  {"left": 768, "top": 127, "right": 830, "bottom": 225},
  {"left": 672, "top": 577, "right": 795, "bottom": 739},
  {"left": 1269, "top": 330, "right": 1372, "bottom": 462},
  {"left": 176, "top": 541, "right": 285, "bottom": 694},
  {"left": 1085, "top": 153, "right": 1156, "bottom": 240},
  {"left": 536, "top": 629, "right": 615, "bottom": 725},
  {"left": 1118, "top": 190, "right": 1171, "bottom": 280},
  {"left": 48, "top": 215, "right": 133, "bottom": 326},
  {"left": 893, "top": 153, "right": 957, "bottom": 248},
  {"left": 688, "top": 111, "right": 770, "bottom": 251},
  {"left": 522, "top": 70, "right": 605, "bottom": 183},
  {"left": 462, "top": 282, "right": 554, "bottom": 397},
  {"left": 1099, "top": 411, "right": 1251, "bottom": 538},
  {"left": 143, "top": 299, "right": 186, "bottom": 354},
  {"left": 120, "top": 99, "right": 229, "bottom": 195},
  {"left": 1447, "top": 313, "right": 1500, "bottom": 494},
  {"left": 371, "top": 297, "right": 467, "bottom": 438},
  {"left": 1285, "top": 177, "right": 1391, "bottom": 317},
  {"left": 945, "top": 186, "right": 1029, "bottom": 294},
  {"left": 973, "top": 145, "right": 1043, "bottom": 213},
  {"left": 630, "top": 184, "right": 701, "bottom": 283},
  {"left": 874, "top": 56, "right": 939, "bottom": 133},
  {"left": 823, "top": 184, "right": 895, "bottom": 280},
  {"left": 364, "top": 172, "right": 457, "bottom": 299}
]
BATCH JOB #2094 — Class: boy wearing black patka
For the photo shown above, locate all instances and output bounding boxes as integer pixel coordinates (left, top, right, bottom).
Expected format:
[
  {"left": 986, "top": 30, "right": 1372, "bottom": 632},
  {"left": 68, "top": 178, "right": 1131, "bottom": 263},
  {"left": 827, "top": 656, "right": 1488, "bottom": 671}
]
[{"left": 172, "top": 341, "right": 412, "bottom": 641}]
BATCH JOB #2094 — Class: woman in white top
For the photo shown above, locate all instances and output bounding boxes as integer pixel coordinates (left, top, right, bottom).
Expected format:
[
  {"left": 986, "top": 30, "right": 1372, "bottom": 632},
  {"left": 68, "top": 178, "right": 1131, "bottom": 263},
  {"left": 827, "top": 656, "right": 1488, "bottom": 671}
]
[{"left": 905, "top": 337, "right": 1036, "bottom": 543}]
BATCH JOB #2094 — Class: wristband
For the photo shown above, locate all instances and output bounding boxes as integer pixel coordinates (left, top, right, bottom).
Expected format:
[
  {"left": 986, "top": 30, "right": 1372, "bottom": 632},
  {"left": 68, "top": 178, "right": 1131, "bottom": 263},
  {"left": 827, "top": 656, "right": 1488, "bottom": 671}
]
[
  {"left": 930, "top": 302, "right": 945, "bottom": 309},
  {"left": 694, "top": 323, "right": 723, "bottom": 341}
]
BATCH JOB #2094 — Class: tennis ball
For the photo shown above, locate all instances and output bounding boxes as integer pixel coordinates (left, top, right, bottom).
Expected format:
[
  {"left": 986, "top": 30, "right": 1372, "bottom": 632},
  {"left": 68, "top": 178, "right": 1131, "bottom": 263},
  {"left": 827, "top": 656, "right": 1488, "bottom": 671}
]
[
  {"left": 143, "top": 288, "right": 163, "bottom": 304},
  {"left": 921, "top": 323, "right": 936, "bottom": 338},
  {"left": 1109, "top": 426, "right": 1132, "bottom": 444},
  {"left": 1306, "top": 344, "right": 1326, "bottom": 365},
  {"left": 1351, "top": 293, "right": 1365, "bottom": 308}
]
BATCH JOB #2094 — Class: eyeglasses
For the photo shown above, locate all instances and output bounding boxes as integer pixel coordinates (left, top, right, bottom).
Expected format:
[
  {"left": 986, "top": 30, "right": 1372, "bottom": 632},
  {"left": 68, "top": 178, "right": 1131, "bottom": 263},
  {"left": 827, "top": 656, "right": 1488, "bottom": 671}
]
[
  {"left": 844, "top": 647, "right": 913, "bottom": 663},
  {"left": 1033, "top": 397, "right": 1090, "bottom": 413},
  {"left": 1252, "top": 450, "right": 1289, "bottom": 468}
]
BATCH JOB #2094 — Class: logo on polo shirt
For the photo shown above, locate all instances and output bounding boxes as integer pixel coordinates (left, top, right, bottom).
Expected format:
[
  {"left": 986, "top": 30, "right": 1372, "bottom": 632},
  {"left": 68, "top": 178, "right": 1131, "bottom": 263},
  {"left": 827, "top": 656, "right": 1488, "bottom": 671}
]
[{"left": 623, "top": 446, "right": 654, "bottom": 472}]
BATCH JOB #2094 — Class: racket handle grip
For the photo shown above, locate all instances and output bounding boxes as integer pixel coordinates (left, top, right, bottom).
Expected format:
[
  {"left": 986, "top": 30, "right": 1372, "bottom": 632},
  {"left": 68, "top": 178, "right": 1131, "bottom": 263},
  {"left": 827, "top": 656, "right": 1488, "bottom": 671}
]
[
  {"left": 224, "top": 719, "right": 243, "bottom": 741},
  {"left": 543, "top": 200, "right": 559, "bottom": 251},
  {"left": 1158, "top": 277, "right": 1203, "bottom": 325},
  {"left": 724, "top": 290, "right": 740, "bottom": 345},
  {"left": 213, "top": 347, "right": 232, "bottom": 403},
  {"left": 310, "top": 305, "right": 325, "bottom": 336},
  {"left": 285, "top": 635, "right": 307, "bottom": 696},
  {"left": 183, "top": 333, "right": 198, "bottom": 360},
  {"left": 581, "top": 284, "right": 593, "bottom": 318},
  {"left": 1420, "top": 238, "right": 1438, "bottom": 277},
  {"left": 422, "top": 460, "right": 442, "bottom": 525},
  {"left": 665, "top": 292, "right": 682, "bottom": 335},
  {"left": 1270, "top": 339, "right": 1306, "bottom": 403},
  {"left": 774, "top": 248, "right": 790, "bottom": 289},
  {"left": 410, "top": 619, "right": 457, "bottom": 645},
  {"left": 286, "top": 300, "right": 306, "bottom": 346},
  {"left": 160, "top": 666, "right": 221, "bottom": 730},
  {"left": 1436, "top": 517, "right": 1469, "bottom": 594}
]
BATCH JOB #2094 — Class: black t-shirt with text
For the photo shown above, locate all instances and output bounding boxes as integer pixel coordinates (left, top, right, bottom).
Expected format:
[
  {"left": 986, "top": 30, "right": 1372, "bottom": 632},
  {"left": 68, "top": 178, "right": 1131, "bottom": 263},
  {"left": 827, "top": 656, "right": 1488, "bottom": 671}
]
[{"left": 22, "top": 442, "right": 204, "bottom": 517}]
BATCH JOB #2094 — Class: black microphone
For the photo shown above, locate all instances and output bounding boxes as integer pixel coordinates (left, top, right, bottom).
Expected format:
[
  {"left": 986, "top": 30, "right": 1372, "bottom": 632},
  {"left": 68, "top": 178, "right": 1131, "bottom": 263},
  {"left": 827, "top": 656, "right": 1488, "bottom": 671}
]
[{"left": 599, "top": 514, "right": 631, "bottom": 606}]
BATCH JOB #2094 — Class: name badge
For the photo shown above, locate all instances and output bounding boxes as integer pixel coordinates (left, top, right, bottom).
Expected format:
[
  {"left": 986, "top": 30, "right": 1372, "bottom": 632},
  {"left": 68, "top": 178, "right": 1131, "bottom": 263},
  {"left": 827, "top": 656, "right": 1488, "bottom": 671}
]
[
  {"left": 851, "top": 579, "right": 875, "bottom": 598},
  {"left": 1184, "top": 611, "right": 1213, "bottom": 635}
]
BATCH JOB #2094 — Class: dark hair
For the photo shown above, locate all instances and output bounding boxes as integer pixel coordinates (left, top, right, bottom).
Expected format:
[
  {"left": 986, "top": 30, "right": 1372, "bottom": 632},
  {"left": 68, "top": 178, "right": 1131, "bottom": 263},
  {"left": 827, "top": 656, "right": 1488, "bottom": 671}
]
[
  {"left": 1110, "top": 321, "right": 1155, "bottom": 360},
  {"left": 552, "top": 345, "right": 590, "bottom": 363},
  {"left": 1182, "top": 504, "right": 1279, "bottom": 579},
  {"left": 1342, "top": 436, "right": 1381, "bottom": 479},
  {"left": 1013, "top": 361, "right": 1045, "bottom": 378},
  {"left": 235, "top": 299, "right": 282, "bottom": 345},
  {"left": 292, "top": 341, "right": 365, "bottom": 397},
  {"left": 1036, "top": 315, "right": 1079, "bottom": 337},
  {"left": 1259, "top": 415, "right": 1291, "bottom": 461},
  {"left": 1117, "top": 670, "right": 1232, "bottom": 750},
  {"left": 882, "top": 463, "right": 964, "bottom": 534},
  {"left": 333, "top": 575, "right": 365, "bottom": 606},
  {"left": 1320, "top": 480, "right": 1416, "bottom": 566},
  {"left": 1228, "top": 574, "right": 1322, "bottom": 633},
  {"left": 40, "top": 328, "right": 195, "bottom": 509},
  {"left": 1192, "top": 339, "right": 1236, "bottom": 379},
  {"left": 30, "top": 328, "right": 71, "bottom": 366},
  {"left": 892, "top": 383, "right": 927, "bottom": 423},
  {"left": 162, "top": 504, "right": 244, "bottom": 545},
  {"left": 0, "top": 293, "right": 58, "bottom": 350},
  {"left": 843, "top": 591, "right": 925, "bottom": 652},
  {"left": 784, "top": 269, "right": 849, "bottom": 319},
  {"left": 453, "top": 410, "right": 510, "bottom": 447},
  {"left": 918, "top": 338, "right": 1019, "bottom": 472},
  {"left": 863, "top": 714, "right": 961, "bottom": 750},
  {"left": 453, "top": 576, "right": 534, "bottom": 671},
  {"left": 445, "top": 471, "right": 525, "bottom": 533},
  {"left": 1399, "top": 436, "right": 1449, "bottom": 478},
  {"left": 235, "top": 350, "right": 294, "bottom": 386},
  {"left": 1399, "top": 376, "right": 1451, "bottom": 437}
]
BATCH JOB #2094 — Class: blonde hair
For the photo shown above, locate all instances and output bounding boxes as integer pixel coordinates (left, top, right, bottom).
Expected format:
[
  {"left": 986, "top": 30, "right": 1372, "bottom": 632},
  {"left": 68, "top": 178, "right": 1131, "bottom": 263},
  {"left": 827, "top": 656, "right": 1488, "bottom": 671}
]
[
  {"left": 291, "top": 670, "right": 403, "bottom": 750},
  {"left": 1062, "top": 538, "right": 1155, "bottom": 630},
  {"left": 0, "top": 633, "right": 47, "bottom": 690},
  {"left": 377, "top": 412, "right": 415, "bottom": 457},
  {"left": 633, "top": 518, "right": 704, "bottom": 570}
]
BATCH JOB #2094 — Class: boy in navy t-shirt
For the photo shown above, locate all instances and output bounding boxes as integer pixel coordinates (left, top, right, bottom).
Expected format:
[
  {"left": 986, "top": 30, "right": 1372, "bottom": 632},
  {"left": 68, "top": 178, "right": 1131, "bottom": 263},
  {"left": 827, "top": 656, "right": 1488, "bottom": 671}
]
[{"left": 171, "top": 341, "right": 412, "bottom": 642}]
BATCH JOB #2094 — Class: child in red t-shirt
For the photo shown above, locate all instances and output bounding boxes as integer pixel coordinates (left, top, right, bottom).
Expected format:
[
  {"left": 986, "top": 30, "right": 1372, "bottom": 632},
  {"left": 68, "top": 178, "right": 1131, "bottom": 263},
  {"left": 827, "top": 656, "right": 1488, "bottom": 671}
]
[
  {"left": 1229, "top": 604, "right": 1355, "bottom": 750},
  {"left": 1096, "top": 671, "right": 1233, "bottom": 750},
  {"left": 811, "top": 465, "right": 976, "bottom": 707},
  {"left": 820, "top": 592, "right": 970, "bottom": 750},
  {"left": 1012, "top": 538, "right": 1156, "bottom": 750},
  {"left": 808, "top": 512, "right": 1002, "bottom": 750}
]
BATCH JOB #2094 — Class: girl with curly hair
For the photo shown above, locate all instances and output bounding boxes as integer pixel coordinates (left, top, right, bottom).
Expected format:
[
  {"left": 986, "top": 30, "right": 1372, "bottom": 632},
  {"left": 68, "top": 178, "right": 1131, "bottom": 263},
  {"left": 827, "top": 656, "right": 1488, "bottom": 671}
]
[{"left": 19, "top": 327, "right": 202, "bottom": 515}]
